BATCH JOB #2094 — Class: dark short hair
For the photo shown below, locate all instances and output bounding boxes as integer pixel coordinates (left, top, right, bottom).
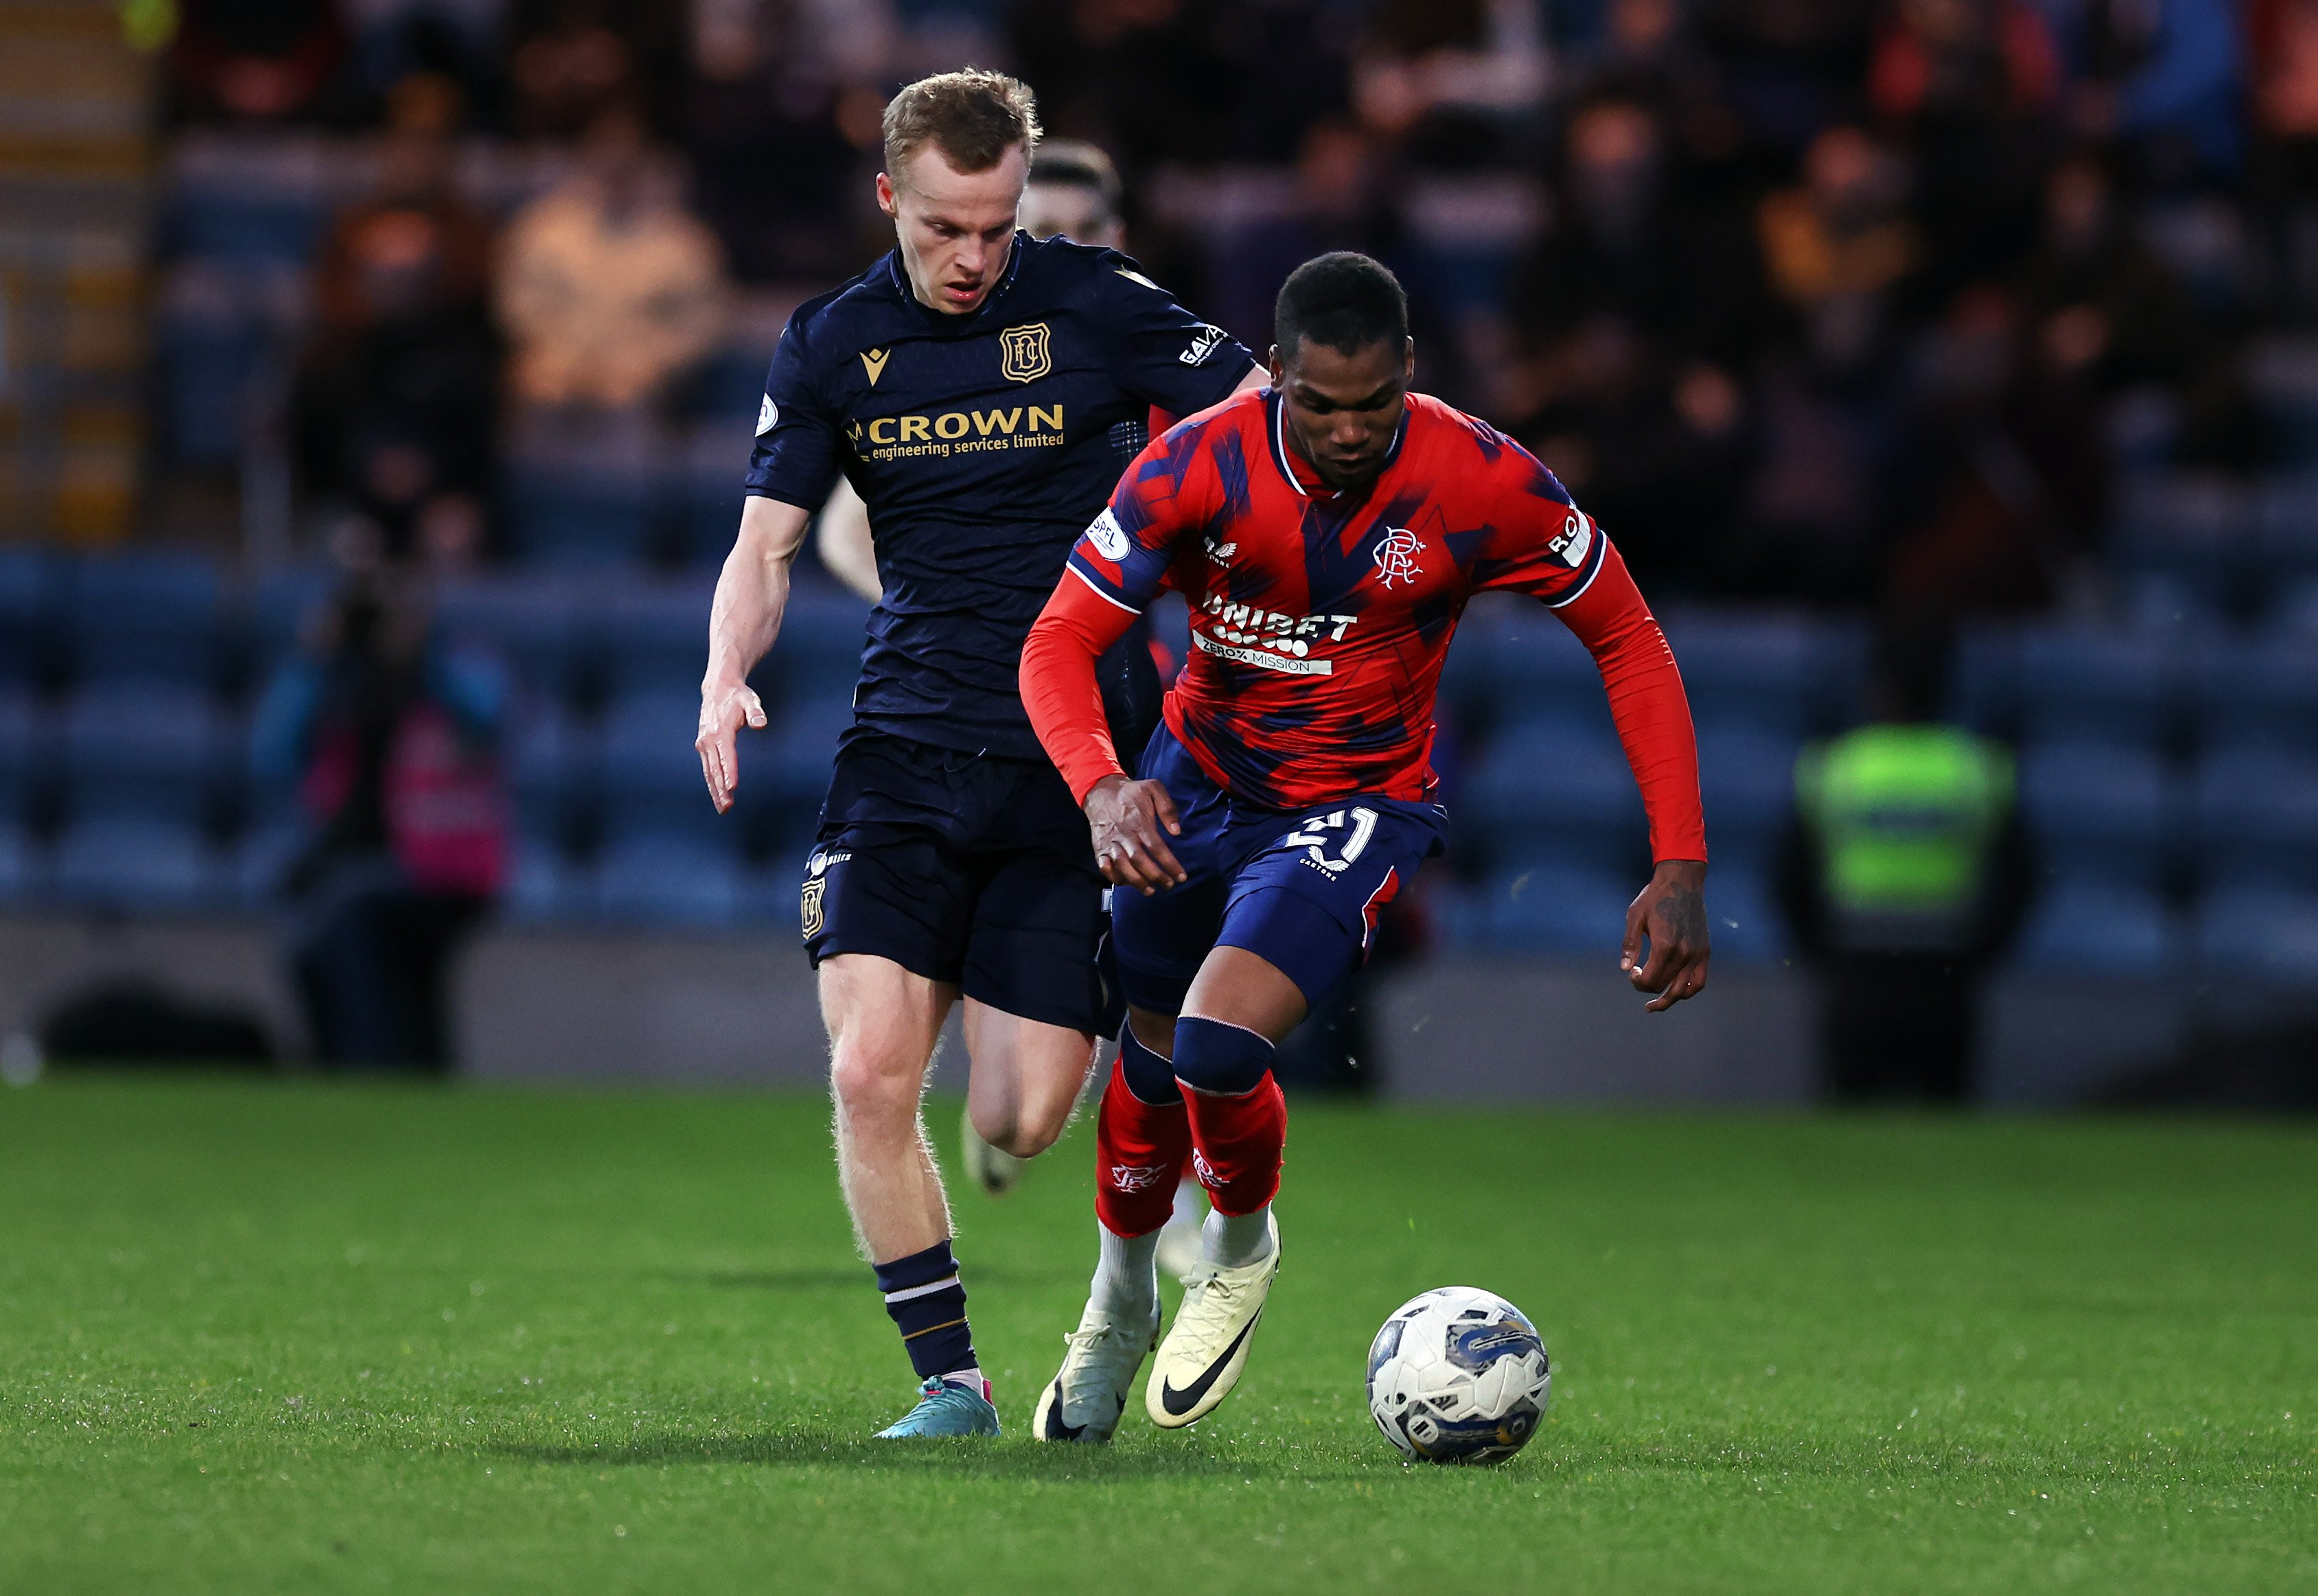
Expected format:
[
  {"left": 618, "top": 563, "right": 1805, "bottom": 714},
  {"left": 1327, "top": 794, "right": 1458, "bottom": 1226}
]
[
  {"left": 883, "top": 69, "right": 1041, "bottom": 181},
  {"left": 1273, "top": 252, "right": 1409, "bottom": 360},
  {"left": 1028, "top": 139, "right": 1122, "bottom": 222}
]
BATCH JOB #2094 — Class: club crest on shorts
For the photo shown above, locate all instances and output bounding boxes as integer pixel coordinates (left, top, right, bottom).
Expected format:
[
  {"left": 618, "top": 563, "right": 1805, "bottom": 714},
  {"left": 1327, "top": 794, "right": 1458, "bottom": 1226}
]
[
  {"left": 799, "top": 876, "right": 826, "bottom": 939},
  {"left": 999, "top": 323, "right": 1052, "bottom": 383},
  {"left": 1374, "top": 525, "right": 1425, "bottom": 588}
]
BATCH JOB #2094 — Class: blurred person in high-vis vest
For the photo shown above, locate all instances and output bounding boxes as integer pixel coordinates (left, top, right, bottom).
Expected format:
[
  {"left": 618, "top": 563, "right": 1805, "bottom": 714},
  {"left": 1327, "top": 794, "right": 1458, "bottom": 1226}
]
[{"left": 1779, "top": 637, "right": 2030, "bottom": 1102}]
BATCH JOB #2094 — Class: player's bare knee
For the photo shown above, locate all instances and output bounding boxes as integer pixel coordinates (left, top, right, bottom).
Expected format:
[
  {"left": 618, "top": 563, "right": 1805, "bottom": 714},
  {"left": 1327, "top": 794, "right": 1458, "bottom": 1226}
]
[{"left": 828, "top": 1042, "right": 920, "bottom": 1129}]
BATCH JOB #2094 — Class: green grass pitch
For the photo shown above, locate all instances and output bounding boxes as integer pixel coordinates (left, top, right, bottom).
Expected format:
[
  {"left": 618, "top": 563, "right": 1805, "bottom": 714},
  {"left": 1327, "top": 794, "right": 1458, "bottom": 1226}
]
[{"left": 2, "top": 1080, "right": 2313, "bottom": 1594}]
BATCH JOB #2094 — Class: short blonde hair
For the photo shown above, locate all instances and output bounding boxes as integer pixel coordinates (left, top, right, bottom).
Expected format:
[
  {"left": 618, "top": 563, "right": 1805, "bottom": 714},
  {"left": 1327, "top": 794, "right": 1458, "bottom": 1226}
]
[{"left": 882, "top": 69, "right": 1042, "bottom": 184}]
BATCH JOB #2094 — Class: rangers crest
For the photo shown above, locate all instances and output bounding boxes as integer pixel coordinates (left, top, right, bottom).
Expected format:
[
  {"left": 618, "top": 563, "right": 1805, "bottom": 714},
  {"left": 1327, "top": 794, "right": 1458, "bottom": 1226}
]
[{"left": 1374, "top": 525, "right": 1425, "bottom": 588}]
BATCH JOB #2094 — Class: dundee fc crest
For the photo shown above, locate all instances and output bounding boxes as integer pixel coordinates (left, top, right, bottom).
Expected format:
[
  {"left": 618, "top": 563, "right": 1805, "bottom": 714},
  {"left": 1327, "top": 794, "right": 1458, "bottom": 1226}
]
[{"left": 1000, "top": 323, "right": 1052, "bottom": 382}]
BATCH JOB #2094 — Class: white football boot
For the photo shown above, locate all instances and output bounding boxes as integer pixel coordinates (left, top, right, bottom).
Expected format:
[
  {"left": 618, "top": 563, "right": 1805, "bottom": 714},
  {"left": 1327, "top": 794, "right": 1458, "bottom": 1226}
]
[
  {"left": 1145, "top": 1212, "right": 1279, "bottom": 1429},
  {"left": 959, "top": 1102, "right": 1026, "bottom": 1196},
  {"left": 1032, "top": 1299, "right": 1161, "bottom": 1443}
]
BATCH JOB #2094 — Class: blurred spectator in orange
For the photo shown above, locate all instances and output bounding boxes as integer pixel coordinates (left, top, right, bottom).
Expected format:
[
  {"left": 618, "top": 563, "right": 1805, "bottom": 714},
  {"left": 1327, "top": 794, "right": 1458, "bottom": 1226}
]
[
  {"left": 294, "top": 75, "right": 500, "bottom": 559},
  {"left": 494, "top": 97, "right": 730, "bottom": 412},
  {"left": 255, "top": 534, "right": 508, "bottom": 1069},
  {"left": 171, "top": 0, "right": 347, "bottom": 123},
  {"left": 1757, "top": 124, "right": 1923, "bottom": 339},
  {"left": 1505, "top": 96, "right": 1757, "bottom": 592},
  {"left": 2251, "top": 0, "right": 2318, "bottom": 320}
]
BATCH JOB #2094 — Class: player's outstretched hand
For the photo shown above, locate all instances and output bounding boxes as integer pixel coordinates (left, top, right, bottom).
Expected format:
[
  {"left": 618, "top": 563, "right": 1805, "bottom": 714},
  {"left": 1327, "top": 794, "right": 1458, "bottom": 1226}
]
[
  {"left": 1623, "top": 859, "right": 1710, "bottom": 1013},
  {"left": 696, "top": 679, "right": 768, "bottom": 814},
  {"left": 1084, "top": 774, "right": 1186, "bottom": 895}
]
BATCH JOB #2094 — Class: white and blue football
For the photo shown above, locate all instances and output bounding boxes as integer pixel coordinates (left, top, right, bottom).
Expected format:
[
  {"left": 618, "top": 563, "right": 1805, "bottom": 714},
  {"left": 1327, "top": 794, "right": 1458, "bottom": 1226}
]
[{"left": 1365, "top": 1287, "right": 1551, "bottom": 1465}]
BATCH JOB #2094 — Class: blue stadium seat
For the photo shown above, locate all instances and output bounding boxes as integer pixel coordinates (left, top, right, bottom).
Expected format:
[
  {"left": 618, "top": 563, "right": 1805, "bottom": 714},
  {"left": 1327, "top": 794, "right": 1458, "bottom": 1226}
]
[
  {"left": 1470, "top": 862, "right": 1635, "bottom": 956},
  {"left": 508, "top": 708, "right": 596, "bottom": 857},
  {"left": 1466, "top": 608, "right": 1610, "bottom": 737},
  {"left": 2015, "top": 880, "right": 2186, "bottom": 978},
  {"left": 601, "top": 579, "right": 715, "bottom": 699},
  {"left": 60, "top": 683, "right": 222, "bottom": 829},
  {"left": 227, "top": 821, "right": 305, "bottom": 909},
  {"left": 2194, "top": 747, "right": 2318, "bottom": 892},
  {"left": 0, "top": 690, "right": 40, "bottom": 826},
  {"left": 2253, "top": 474, "right": 2318, "bottom": 588},
  {"left": 0, "top": 549, "right": 56, "bottom": 689},
  {"left": 502, "top": 840, "right": 577, "bottom": 924},
  {"left": 0, "top": 820, "right": 30, "bottom": 904},
  {"left": 503, "top": 464, "right": 660, "bottom": 568},
  {"left": 2194, "top": 886, "right": 2318, "bottom": 987},
  {"left": 66, "top": 554, "right": 226, "bottom": 690},
  {"left": 2015, "top": 627, "right": 2180, "bottom": 748},
  {"left": 2019, "top": 742, "right": 2178, "bottom": 889},
  {"left": 1658, "top": 611, "right": 1818, "bottom": 737},
  {"left": 1704, "top": 864, "right": 1790, "bottom": 964},
  {"left": 1695, "top": 727, "right": 1800, "bottom": 874},
  {"left": 434, "top": 575, "right": 582, "bottom": 707},
  {"left": 49, "top": 818, "right": 214, "bottom": 910},
  {"left": 592, "top": 833, "right": 741, "bottom": 926},
  {"left": 154, "top": 264, "right": 267, "bottom": 467},
  {"left": 1461, "top": 724, "right": 1644, "bottom": 872},
  {"left": 2108, "top": 474, "right": 2251, "bottom": 606},
  {"left": 599, "top": 690, "right": 734, "bottom": 847},
  {"left": 768, "top": 586, "right": 874, "bottom": 708},
  {"left": 2191, "top": 636, "right": 2318, "bottom": 754}
]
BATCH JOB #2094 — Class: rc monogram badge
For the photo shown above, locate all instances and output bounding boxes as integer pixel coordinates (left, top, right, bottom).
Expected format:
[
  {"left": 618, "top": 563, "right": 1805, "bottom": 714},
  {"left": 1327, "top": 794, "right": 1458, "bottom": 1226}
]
[{"left": 999, "top": 323, "right": 1052, "bottom": 382}]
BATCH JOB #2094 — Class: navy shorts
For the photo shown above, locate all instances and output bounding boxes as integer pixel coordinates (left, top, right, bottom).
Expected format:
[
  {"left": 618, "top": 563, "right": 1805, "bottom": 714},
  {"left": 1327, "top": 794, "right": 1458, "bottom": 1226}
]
[
  {"left": 1110, "top": 724, "right": 1447, "bottom": 1016},
  {"left": 802, "top": 728, "right": 1105, "bottom": 1033}
]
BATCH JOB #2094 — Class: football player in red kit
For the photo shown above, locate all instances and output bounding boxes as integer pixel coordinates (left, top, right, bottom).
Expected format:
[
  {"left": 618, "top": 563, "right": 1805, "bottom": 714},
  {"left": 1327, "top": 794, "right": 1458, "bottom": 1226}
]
[{"left": 1016, "top": 253, "right": 1712, "bottom": 1441}]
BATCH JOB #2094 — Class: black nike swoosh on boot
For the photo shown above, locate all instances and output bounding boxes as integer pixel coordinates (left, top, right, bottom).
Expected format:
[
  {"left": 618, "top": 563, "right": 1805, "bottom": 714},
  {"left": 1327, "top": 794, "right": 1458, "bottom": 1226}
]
[
  {"left": 1041, "top": 1380, "right": 1088, "bottom": 1440},
  {"left": 1156, "top": 1310, "right": 1262, "bottom": 1418}
]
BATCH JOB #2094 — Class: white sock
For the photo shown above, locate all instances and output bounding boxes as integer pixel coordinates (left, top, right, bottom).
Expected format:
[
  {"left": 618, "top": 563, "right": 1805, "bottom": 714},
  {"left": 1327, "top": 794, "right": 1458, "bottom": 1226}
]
[
  {"left": 1203, "top": 1203, "right": 1273, "bottom": 1269},
  {"left": 1089, "top": 1224, "right": 1161, "bottom": 1326},
  {"left": 1166, "top": 1177, "right": 1203, "bottom": 1229},
  {"left": 940, "top": 1365, "right": 987, "bottom": 1398}
]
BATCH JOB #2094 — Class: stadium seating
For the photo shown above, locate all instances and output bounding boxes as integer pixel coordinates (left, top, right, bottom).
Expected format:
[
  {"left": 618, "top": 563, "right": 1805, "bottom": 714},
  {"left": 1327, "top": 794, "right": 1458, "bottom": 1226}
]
[
  {"left": 592, "top": 833, "right": 741, "bottom": 926},
  {"left": 502, "top": 462, "right": 660, "bottom": 568},
  {"left": 0, "top": 550, "right": 52, "bottom": 689},
  {"left": 2193, "top": 746, "right": 2318, "bottom": 892},
  {"left": 2019, "top": 742, "right": 2179, "bottom": 889},
  {"left": 2193, "top": 885, "right": 2318, "bottom": 986},
  {"left": 59, "top": 682, "right": 224, "bottom": 829},
  {"left": 508, "top": 708, "right": 595, "bottom": 859},
  {"left": 1703, "top": 865, "right": 1789, "bottom": 964},
  {"left": 599, "top": 689, "right": 732, "bottom": 848},
  {"left": 1658, "top": 611, "right": 1823, "bottom": 737},
  {"left": 1693, "top": 726, "right": 1800, "bottom": 874},
  {"left": 2108, "top": 474, "right": 2249, "bottom": 608},
  {"left": 2015, "top": 880, "right": 2187, "bottom": 978},
  {"left": 600, "top": 579, "right": 715, "bottom": 699},
  {"left": 2014, "top": 627, "right": 2181, "bottom": 748},
  {"left": 2190, "top": 635, "right": 2318, "bottom": 754},
  {"left": 0, "top": 691, "right": 37, "bottom": 826},
  {"left": 1464, "top": 861, "right": 1635, "bottom": 956},
  {"left": 66, "top": 554, "right": 225, "bottom": 690},
  {"left": 0, "top": 820, "right": 27, "bottom": 903},
  {"left": 1461, "top": 720, "right": 1647, "bottom": 872},
  {"left": 49, "top": 817, "right": 213, "bottom": 910}
]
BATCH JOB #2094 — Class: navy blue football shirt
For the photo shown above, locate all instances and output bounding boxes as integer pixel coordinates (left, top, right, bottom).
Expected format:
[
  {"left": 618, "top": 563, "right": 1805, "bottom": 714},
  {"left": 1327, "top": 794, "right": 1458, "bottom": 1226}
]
[{"left": 743, "top": 232, "right": 1253, "bottom": 760}]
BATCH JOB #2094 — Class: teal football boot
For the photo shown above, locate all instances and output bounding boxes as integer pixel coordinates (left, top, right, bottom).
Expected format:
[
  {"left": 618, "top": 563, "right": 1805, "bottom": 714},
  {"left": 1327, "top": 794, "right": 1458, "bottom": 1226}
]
[{"left": 874, "top": 1377, "right": 1002, "bottom": 1439}]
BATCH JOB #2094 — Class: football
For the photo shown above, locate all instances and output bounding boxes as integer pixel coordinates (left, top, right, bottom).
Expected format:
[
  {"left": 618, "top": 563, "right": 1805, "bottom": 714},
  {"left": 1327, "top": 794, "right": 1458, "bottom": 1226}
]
[{"left": 1365, "top": 1287, "right": 1552, "bottom": 1464}]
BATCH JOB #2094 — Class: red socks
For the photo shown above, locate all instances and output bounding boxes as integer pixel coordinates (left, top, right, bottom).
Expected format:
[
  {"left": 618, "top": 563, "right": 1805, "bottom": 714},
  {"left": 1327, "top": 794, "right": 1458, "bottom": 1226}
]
[
  {"left": 1093, "top": 1056, "right": 1189, "bottom": 1238},
  {"left": 1181, "top": 1073, "right": 1287, "bottom": 1216}
]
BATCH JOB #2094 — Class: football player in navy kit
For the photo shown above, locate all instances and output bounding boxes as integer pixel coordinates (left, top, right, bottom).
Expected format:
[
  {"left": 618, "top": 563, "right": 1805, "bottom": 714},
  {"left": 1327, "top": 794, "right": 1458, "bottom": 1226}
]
[{"left": 695, "top": 71, "right": 1261, "bottom": 1438}]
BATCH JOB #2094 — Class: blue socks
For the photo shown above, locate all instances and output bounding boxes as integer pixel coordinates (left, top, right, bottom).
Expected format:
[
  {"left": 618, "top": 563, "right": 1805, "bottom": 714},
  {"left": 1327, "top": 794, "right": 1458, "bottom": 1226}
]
[{"left": 874, "top": 1239, "right": 981, "bottom": 1391}]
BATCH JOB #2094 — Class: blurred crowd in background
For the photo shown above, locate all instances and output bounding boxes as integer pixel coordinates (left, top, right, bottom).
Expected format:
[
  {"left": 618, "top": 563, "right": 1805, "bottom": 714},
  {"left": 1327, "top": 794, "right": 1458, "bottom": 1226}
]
[{"left": 6, "top": 0, "right": 2318, "bottom": 1092}]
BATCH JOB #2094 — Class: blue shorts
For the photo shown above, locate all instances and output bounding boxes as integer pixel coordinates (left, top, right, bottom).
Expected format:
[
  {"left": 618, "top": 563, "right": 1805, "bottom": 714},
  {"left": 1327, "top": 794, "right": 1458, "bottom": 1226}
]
[
  {"left": 1110, "top": 724, "right": 1447, "bottom": 1015},
  {"left": 803, "top": 729, "right": 1105, "bottom": 1033}
]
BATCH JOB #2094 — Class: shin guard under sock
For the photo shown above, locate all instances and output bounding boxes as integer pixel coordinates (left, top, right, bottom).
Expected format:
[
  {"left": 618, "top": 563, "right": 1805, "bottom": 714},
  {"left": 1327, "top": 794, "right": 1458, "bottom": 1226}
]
[
  {"left": 1172, "top": 1017, "right": 1287, "bottom": 1218},
  {"left": 1094, "top": 1038, "right": 1190, "bottom": 1238}
]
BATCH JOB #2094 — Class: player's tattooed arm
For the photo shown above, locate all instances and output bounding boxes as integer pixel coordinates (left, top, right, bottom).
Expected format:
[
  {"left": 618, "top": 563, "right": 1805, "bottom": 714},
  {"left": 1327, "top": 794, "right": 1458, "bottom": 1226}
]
[
  {"left": 1083, "top": 774, "right": 1187, "bottom": 896},
  {"left": 1623, "top": 859, "right": 1710, "bottom": 1013}
]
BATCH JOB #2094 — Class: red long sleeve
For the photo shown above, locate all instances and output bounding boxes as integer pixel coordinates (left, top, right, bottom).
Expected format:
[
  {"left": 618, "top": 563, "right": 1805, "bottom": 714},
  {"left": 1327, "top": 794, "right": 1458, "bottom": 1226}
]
[
  {"left": 1021, "top": 571, "right": 1143, "bottom": 802},
  {"left": 1551, "top": 541, "right": 1709, "bottom": 864}
]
